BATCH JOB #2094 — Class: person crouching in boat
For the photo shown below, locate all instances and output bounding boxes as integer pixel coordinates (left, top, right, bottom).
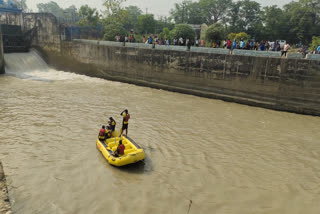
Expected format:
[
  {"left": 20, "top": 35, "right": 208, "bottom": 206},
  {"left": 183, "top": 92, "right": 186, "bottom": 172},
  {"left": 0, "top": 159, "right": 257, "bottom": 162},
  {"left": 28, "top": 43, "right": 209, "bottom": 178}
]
[
  {"left": 120, "top": 109, "right": 130, "bottom": 136},
  {"left": 107, "top": 117, "right": 116, "bottom": 132},
  {"left": 113, "top": 140, "right": 125, "bottom": 157},
  {"left": 98, "top": 125, "right": 106, "bottom": 141}
]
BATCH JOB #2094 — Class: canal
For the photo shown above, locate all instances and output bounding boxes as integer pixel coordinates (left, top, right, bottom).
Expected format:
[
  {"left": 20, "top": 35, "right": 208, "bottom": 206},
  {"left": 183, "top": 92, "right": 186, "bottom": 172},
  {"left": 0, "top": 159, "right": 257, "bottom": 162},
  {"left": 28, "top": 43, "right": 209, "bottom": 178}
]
[{"left": 0, "top": 51, "right": 320, "bottom": 213}]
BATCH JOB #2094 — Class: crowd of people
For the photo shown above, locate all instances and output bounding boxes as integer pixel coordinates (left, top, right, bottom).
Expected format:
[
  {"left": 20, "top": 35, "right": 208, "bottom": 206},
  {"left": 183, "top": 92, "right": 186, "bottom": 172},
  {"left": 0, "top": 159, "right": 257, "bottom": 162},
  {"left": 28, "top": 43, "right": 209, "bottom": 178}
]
[
  {"left": 114, "top": 34, "right": 320, "bottom": 57},
  {"left": 115, "top": 34, "right": 136, "bottom": 43},
  {"left": 98, "top": 109, "right": 131, "bottom": 157}
]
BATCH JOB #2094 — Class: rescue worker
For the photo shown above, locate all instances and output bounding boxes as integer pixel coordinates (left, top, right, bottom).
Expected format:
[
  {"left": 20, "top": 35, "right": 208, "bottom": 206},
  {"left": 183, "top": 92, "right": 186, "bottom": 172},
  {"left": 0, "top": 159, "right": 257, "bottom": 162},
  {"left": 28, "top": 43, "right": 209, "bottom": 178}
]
[
  {"left": 120, "top": 109, "right": 130, "bottom": 136},
  {"left": 108, "top": 117, "right": 116, "bottom": 131},
  {"left": 98, "top": 125, "right": 106, "bottom": 141},
  {"left": 114, "top": 140, "right": 125, "bottom": 157},
  {"left": 105, "top": 128, "right": 112, "bottom": 140}
]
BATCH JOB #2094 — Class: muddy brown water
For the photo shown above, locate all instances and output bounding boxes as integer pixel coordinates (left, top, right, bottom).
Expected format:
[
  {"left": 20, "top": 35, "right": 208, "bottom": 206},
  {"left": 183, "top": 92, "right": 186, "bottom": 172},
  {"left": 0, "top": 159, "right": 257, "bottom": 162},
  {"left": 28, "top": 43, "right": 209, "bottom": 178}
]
[{"left": 0, "top": 51, "right": 320, "bottom": 214}]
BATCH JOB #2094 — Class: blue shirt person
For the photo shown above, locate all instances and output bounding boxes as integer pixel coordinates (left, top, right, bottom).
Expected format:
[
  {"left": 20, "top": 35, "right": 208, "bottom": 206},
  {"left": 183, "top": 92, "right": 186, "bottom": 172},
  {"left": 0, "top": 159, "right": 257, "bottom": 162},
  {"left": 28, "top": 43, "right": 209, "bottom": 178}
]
[
  {"left": 240, "top": 40, "right": 245, "bottom": 49},
  {"left": 232, "top": 40, "right": 237, "bottom": 50}
]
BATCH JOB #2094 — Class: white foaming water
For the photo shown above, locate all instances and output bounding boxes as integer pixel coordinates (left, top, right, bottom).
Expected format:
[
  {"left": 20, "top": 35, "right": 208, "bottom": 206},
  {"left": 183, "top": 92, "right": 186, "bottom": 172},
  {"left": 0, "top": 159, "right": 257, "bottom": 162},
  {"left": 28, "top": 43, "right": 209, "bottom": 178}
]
[{"left": 4, "top": 50, "right": 106, "bottom": 83}]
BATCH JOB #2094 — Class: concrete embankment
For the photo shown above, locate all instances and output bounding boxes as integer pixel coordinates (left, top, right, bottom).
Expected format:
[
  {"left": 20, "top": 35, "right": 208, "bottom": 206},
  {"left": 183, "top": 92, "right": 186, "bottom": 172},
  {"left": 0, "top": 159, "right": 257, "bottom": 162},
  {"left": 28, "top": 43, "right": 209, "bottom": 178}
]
[
  {"left": 0, "top": 33, "right": 5, "bottom": 74},
  {"left": 1, "top": 12, "right": 320, "bottom": 115},
  {"left": 0, "top": 162, "right": 11, "bottom": 214},
  {"left": 14, "top": 12, "right": 319, "bottom": 116},
  {"left": 37, "top": 40, "right": 320, "bottom": 116}
]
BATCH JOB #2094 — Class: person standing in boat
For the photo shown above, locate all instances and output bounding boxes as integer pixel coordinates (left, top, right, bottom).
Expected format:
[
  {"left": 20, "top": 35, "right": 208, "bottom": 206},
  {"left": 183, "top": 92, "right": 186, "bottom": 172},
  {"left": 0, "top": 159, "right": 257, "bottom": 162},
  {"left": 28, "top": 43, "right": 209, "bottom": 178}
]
[
  {"left": 120, "top": 109, "right": 130, "bottom": 136},
  {"left": 107, "top": 117, "right": 116, "bottom": 131},
  {"left": 98, "top": 125, "right": 106, "bottom": 141}
]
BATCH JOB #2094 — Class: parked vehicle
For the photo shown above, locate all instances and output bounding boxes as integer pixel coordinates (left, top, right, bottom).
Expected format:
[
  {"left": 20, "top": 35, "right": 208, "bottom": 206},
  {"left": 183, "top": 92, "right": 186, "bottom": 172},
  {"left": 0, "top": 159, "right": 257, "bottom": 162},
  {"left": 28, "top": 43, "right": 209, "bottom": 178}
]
[
  {"left": 268, "top": 40, "right": 286, "bottom": 50},
  {"left": 277, "top": 40, "right": 286, "bottom": 48}
]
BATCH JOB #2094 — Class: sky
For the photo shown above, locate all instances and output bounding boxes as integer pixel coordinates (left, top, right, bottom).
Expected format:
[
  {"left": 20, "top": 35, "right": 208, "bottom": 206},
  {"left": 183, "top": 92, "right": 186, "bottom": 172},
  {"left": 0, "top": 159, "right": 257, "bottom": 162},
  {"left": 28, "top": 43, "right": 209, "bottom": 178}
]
[{"left": 27, "top": 0, "right": 294, "bottom": 17}]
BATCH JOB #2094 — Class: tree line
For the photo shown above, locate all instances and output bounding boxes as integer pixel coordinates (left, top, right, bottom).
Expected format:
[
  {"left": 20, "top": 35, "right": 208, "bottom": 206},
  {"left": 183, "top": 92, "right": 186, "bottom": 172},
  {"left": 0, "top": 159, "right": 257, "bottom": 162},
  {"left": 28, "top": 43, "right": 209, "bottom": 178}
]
[
  {"left": 170, "top": 0, "right": 320, "bottom": 45},
  {"left": 32, "top": 0, "right": 320, "bottom": 46}
]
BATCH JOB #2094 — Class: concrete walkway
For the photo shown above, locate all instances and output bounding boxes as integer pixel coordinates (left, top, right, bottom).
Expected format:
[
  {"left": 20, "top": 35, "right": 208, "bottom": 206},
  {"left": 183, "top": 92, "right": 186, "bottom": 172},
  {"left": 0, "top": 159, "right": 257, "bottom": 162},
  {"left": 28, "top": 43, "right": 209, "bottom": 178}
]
[{"left": 0, "top": 162, "right": 11, "bottom": 214}]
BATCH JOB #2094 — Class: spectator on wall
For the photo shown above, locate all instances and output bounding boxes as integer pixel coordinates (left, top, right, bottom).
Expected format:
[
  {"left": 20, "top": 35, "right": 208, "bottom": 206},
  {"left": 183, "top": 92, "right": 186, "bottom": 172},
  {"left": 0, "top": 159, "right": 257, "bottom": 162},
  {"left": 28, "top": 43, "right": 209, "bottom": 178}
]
[
  {"left": 249, "top": 40, "right": 254, "bottom": 50},
  {"left": 276, "top": 41, "right": 281, "bottom": 51},
  {"left": 201, "top": 39, "right": 205, "bottom": 47},
  {"left": 217, "top": 40, "right": 221, "bottom": 48},
  {"left": 281, "top": 43, "right": 290, "bottom": 57},
  {"left": 240, "top": 39, "right": 245, "bottom": 49},
  {"left": 317, "top": 45, "right": 320, "bottom": 54},
  {"left": 223, "top": 39, "right": 227, "bottom": 48},
  {"left": 232, "top": 40, "right": 237, "bottom": 50},
  {"left": 265, "top": 41, "right": 270, "bottom": 51},
  {"left": 260, "top": 41, "right": 265, "bottom": 51},
  {"left": 227, "top": 39, "right": 232, "bottom": 49}
]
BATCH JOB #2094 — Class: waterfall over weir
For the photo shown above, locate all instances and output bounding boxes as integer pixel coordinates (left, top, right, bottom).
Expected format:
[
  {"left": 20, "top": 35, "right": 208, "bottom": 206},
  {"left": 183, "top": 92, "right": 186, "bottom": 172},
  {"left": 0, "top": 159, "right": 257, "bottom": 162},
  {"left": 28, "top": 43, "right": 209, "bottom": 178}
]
[
  {"left": 3, "top": 50, "right": 104, "bottom": 82},
  {"left": 4, "top": 50, "right": 49, "bottom": 73}
]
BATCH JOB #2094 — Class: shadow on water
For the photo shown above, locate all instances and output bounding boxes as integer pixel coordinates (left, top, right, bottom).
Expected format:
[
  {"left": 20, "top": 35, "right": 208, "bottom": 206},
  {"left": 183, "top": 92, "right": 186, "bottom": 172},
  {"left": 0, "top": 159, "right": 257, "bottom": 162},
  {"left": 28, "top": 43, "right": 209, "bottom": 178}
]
[
  {"left": 96, "top": 147, "right": 153, "bottom": 175},
  {"left": 118, "top": 154, "right": 153, "bottom": 175}
]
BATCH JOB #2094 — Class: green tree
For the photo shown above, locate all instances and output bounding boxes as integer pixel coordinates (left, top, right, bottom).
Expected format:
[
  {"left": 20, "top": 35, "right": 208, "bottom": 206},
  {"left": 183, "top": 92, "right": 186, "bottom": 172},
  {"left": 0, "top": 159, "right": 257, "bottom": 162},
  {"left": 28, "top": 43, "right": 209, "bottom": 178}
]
[
  {"left": 228, "top": 33, "right": 236, "bottom": 40},
  {"left": 104, "top": 21, "right": 126, "bottom": 41},
  {"left": 199, "top": 0, "right": 232, "bottom": 24},
  {"left": 239, "top": 0, "right": 261, "bottom": 29},
  {"left": 37, "top": 1, "right": 79, "bottom": 22},
  {"left": 235, "top": 32, "right": 249, "bottom": 41},
  {"left": 237, "top": 0, "right": 262, "bottom": 40},
  {"left": 78, "top": 5, "right": 101, "bottom": 26},
  {"left": 102, "top": 0, "right": 130, "bottom": 42},
  {"left": 159, "top": 27, "right": 171, "bottom": 40},
  {"left": 155, "top": 16, "right": 174, "bottom": 34},
  {"left": 103, "top": 0, "right": 129, "bottom": 32},
  {"left": 227, "top": 1, "right": 241, "bottom": 32},
  {"left": 124, "top": 5, "right": 142, "bottom": 31},
  {"left": 137, "top": 14, "right": 156, "bottom": 34},
  {"left": 169, "top": 1, "right": 205, "bottom": 24},
  {"left": 262, "top": 5, "right": 286, "bottom": 41},
  {"left": 103, "top": 0, "right": 126, "bottom": 15},
  {"left": 162, "top": 27, "right": 170, "bottom": 39},
  {"left": 170, "top": 24, "right": 195, "bottom": 41},
  {"left": 282, "top": 0, "right": 319, "bottom": 44},
  {"left": 309, "top": 36, "right": 320, "bottom": 52},
  {"left": 37, "top": 1, "right": 64, "bottom": 17},
  {"left": 205, "top": 23, "right": 225, "bottom": 43},
  {"left": 228, "top": 32, "right": 250, "bottom": 41}
]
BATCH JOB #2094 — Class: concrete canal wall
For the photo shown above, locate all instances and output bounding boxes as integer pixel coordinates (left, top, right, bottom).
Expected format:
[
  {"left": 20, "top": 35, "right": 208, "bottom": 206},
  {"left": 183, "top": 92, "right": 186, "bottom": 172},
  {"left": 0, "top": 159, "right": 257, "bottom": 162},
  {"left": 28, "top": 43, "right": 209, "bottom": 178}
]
[
  {"left": 40, "top": 40, "right": 320, "bottom": 116},
  {"left": 21, "top": 13, "right": 320, "bottom": 116},
  {"left": 0, "top": 33, "right": 4, "bottom": 74},
  {"left": 0, "top": 162, "right": 11, "bottom": 214}
]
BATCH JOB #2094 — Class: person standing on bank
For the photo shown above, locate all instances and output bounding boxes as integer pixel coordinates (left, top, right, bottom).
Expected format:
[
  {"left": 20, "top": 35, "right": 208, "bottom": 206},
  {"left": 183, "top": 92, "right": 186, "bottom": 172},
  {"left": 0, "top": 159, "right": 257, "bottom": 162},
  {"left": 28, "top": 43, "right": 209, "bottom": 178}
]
[
  {"left": 282, "top": 43, "right": 290, "bottom": 57},
  {"left": 120, "top": 109, "right": 130, "bottom": 136}
]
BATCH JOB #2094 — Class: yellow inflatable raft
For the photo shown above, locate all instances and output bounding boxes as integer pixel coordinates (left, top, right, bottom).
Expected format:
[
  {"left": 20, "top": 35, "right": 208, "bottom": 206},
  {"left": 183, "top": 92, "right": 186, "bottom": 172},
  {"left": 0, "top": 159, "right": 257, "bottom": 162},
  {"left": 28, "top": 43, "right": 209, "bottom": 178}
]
[{"left": 96, "top": 132, "right": 145, "bottom": 167}]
